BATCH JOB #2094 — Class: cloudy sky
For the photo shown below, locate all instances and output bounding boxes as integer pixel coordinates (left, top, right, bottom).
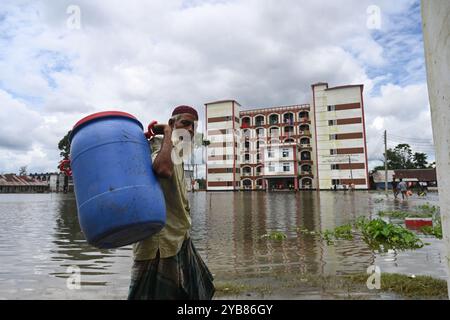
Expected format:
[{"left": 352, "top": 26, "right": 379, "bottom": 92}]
[{"left": 0, "top": 0, "right": 434, "bottom": 175}]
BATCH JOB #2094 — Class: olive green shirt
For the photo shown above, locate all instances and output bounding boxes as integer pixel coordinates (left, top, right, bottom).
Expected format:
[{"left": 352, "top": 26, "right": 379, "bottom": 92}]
[{"left": 133, "top": 136, "right": 192, "bottom": 260}]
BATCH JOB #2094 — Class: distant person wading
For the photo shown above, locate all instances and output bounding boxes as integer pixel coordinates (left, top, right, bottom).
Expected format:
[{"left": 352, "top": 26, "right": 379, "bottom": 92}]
[{"left": 397, "top": 178, "right": 408, "bottom": 200}]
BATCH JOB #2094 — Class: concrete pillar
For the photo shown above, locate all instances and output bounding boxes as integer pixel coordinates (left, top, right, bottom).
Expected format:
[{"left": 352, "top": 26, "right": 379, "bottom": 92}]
[{"left": 422, "top": 0, "right": 450, "bottom": 297}]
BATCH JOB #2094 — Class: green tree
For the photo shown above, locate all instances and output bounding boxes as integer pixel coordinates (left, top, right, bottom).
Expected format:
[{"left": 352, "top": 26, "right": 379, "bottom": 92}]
[
  {"left": 374, "top": 144, "right": 429, "bottom": 170},
  {"left": 413, "top": 152, "right": 428, "bottom": 169},
  {"left": 19, "top": 166, "right": 27, "bottom": 176},
  {"left": 58, "top": 130, "right": 72, "bottom": 160},
  {"left": 389, "top": 144, "right": 414, "bottom": 169}
]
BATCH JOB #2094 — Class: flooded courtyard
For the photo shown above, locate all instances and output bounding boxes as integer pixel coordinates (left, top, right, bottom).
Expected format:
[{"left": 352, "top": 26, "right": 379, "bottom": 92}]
[{"left": 0, "top": 191, "right": 447, "bottom": 299}]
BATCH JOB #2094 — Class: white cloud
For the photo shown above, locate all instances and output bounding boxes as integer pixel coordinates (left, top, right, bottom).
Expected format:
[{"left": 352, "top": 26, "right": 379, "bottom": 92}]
[{"left": 0, "top": 0, "right": 430, "bottom": 173}]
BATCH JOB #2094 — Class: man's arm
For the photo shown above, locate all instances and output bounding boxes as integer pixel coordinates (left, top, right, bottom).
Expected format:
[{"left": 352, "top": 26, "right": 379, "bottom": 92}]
[{"left": 152, "top": 126, "right": 174, "bottom": 178}]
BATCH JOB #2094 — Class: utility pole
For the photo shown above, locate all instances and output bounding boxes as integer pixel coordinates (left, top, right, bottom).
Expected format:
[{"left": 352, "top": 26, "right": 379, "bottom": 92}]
[
  {"left": 348, "top": 155, "right": 353, "bottom": 179},
  {"left": 348, "top": 155, "right": 354, "bottom": 191},
  {"left": 384, "top": 130, "right": 388, "bottom": 196}
]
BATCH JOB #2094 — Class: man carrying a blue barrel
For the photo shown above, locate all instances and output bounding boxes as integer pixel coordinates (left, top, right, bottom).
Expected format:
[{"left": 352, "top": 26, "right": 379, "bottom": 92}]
[{"left": 128, "top": 105, "right": 215, "bottom": 300}]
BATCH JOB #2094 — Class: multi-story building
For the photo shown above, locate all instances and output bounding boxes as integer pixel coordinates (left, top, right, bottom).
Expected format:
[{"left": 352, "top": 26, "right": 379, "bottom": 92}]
[{"left": 205, "top": 82, "right": 369, "bottom": 191}]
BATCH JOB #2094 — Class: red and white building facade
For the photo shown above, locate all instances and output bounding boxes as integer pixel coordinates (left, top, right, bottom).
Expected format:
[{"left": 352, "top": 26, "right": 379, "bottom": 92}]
[{"left": 205, "top": 82, "right": 369, "bottom": 191}]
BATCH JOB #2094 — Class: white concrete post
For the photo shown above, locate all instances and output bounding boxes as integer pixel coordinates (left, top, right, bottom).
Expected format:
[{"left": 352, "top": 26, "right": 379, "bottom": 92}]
[{"left": 421, "top": 0, "right": 450, "bottom": 298}]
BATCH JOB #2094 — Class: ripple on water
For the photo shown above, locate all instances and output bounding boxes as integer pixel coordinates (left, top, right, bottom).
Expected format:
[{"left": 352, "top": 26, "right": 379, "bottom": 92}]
[{"left": 0, "top": 191, "right": 446, "bottom": 299}]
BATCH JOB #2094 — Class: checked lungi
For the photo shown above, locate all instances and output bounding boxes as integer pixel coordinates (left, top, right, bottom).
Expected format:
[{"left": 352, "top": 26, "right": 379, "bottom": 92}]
[{"left": 128, "top": 238, "right": 215, "bottom": 300}]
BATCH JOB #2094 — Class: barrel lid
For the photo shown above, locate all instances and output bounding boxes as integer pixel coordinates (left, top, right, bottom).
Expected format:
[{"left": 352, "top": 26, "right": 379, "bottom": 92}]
[{"left": 71, "top": 111, "right": 143, "bottom": 141}]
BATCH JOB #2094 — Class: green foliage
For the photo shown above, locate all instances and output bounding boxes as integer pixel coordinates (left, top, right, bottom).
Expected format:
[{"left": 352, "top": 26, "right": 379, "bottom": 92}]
[
  {"left": 416, "top": 203, "right": 439, "bottom": 216},
  {"left": 196, "top": 178, "right": 206, "bottom": 190},
  {"left": 261, "top": 231, "right": 287, "bottom": 241},
  {"left": 378, "top": 210, "right": 432, "bottom": 219},
  {"left": 374, "top": 143, "right": 428, "bottom": 170},
  {"left": 19, "top": 166, "right": 27, "bottom": 176},
  {"left": 420, "top": 216, "right": 443, "bottom": 239},
  {"left": 378, "top": 204, "right": 439, "bottom": 219},
  {"left": 413, "top": 152, "right": 428, "bottom": 169},
  {"left": 58, "top": 130, "right": 72, "bottom": 161},
  {"left": 297, "top": 217, "right": 425, "bottom": 252},
  {"left": 355, "top": 217, "right": 424, "bottom": 252},
  {"left": 347, "top": 273, "right": 448, "bottom": 299}
]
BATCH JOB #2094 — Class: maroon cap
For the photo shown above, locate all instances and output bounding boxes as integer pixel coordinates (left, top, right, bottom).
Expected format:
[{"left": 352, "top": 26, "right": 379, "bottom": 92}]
[{"left": 171, "top": 105, "right": 198, "bottom": 120}]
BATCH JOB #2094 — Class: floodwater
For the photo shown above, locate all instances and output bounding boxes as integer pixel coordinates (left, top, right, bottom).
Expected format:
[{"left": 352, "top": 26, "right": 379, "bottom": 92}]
[{"left": 0, "top": 191, "right": 447, "bottom": 299}]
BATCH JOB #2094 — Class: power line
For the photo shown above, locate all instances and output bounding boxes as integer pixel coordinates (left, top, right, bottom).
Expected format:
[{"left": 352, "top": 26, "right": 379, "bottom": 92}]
[{"left": 388, "top": 134, "right": 434, "bottom": 143}]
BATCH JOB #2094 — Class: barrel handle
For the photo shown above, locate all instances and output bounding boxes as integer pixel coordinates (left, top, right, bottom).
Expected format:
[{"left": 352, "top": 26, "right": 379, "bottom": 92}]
[
  {"left": 59, "top": 159, "right": 72, "bottom": 177},
  {"left": 144, "top": 120, "right": 158, "bottom": 139}
]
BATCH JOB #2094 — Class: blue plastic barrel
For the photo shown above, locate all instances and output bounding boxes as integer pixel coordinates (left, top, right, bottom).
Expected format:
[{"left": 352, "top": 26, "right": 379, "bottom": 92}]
[{"left": 69, "top": 111, "right": 166, "bottom": 248}]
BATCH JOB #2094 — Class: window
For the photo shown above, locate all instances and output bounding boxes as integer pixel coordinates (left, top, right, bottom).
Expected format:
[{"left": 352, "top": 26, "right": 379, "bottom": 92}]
[
  {"left": 282, "top": 148, "right": 290, "bottom": 158},
  {"left": 332, "top": 179, "right": 340, "bottom": 185},
  {"left": 283, "top": 163, "right": 290, "bottom": 172},
  {"left": 268, "top": 163, "right": 275, "bottom": 172},
  {"left": 268, "top": 148, "right": 274, "bottom": 158},
  {"left": 329, "top": 134, "right": 337, "bottom": 140},
  {"left": 235, "top": 168, "right": 240, "bottom": 173},
  {"left": 328, "top": 120, "right": 337, "bottom": 126},
  {"left": 331, "top": 164, "right": 340, "bottom": 170},
  {"left": 327, "top": 105, "right": 335, "bottom": 111},
  {"left": 330, "top": 149, "right": 337, "bottom": 155},
  {"left": 244, "top": 154, "right": 250, "bottom": 161}
]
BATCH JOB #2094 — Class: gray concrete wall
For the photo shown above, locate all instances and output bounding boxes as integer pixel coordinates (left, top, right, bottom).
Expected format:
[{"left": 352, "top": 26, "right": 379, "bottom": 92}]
[{"left": 422, "top": 0, "right": 450, "bottom": 297}]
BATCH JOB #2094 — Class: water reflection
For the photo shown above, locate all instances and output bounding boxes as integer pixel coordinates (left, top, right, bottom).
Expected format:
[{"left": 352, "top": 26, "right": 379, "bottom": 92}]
[
  {"left": 50, "top": 194, "right": 132, "bottom": 287},
  {"left": 0, "top": 191, "right": 447, "bottom": 299}
]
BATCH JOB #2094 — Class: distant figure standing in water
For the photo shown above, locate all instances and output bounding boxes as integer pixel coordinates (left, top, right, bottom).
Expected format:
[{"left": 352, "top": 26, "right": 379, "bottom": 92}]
[
  {"left": 392, "top": 177, "right": 399, "bottom": 199},
  {"left": 397, "top": 178, "right": 408, "bottom": 200}
]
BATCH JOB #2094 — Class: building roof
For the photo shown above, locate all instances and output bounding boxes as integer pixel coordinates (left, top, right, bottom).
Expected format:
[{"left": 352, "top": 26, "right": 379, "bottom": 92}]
[
  {"left": 394, "top": 168, "right": 437, "bottom": 181},
  {"left": 311, "top": 82, "right": 328, "bottom": 87},
  {"left": 240, "top": 104, "right": 310, "bottom": 115},
  {"left": 325, "top": 84, "right": 364, "bottom": 91},
  {"left": 204, "top": 99, "right": 241, "bottom": 106},
  {"left": 372, "top": 168, "right": 437, "bottom": 183},
  {"left": 0, "top": 174, "right": 49, "bottom": 187}
]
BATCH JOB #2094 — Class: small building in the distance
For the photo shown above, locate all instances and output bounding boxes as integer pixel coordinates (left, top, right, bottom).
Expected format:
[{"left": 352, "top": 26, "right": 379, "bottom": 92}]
[
  {"left": 0, "top": 174, "right": 49, "bottom": 193},
  {"left": 370, "top": 168, "right": 438, "bottom": 190}
]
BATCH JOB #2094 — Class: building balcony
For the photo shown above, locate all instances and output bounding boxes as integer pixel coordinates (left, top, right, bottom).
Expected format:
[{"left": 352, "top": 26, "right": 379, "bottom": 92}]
[
  {"left": 300, "top": 144, "right": 312, "bottom": 150},
  {"left": 300, "top": 159, "right": 313, "bottom": 164},
  {"left": 242, "top": 172, "right": 252, "bottom": 177},
  {"left": 299, "top": 131, "right": 311, "bottom": 137},
  {"left": 299, "top": 117, "right": 310, "bottom": 123},
  {"left": 299, "top": 171, "right": 314, "bottom": 177}
]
